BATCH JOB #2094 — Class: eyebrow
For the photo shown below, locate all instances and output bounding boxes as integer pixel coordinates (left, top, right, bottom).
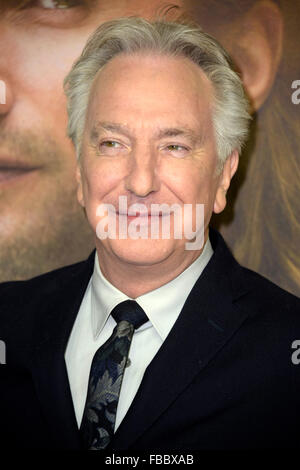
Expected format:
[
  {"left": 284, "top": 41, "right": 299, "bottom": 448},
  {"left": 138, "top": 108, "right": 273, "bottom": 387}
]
[
  {"left": 90, "top": 121, "right": 204, "bottom": 146},
  {"left": 91, "top": 122, "right": 132, "bottom": 141},
  {"left": 156, "top": 127, "right": 203, "bottom": 145}
]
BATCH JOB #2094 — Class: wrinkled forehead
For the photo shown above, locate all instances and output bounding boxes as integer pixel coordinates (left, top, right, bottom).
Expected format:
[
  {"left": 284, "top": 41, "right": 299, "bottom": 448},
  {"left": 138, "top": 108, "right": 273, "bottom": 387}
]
[
  {"left": 93, "top": 51, "right": 213, "bottom": 93},
  {"left": 86, "top": 53, "right": 214, "bottom": 137},
  {"left": 92, "top": 52, "right": 212, "bottom": 101}
]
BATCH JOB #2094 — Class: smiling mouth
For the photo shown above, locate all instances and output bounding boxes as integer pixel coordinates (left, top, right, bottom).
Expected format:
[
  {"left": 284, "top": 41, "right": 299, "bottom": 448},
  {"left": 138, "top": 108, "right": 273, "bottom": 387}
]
[{"left": 117, "top": 212, "right": 168, "bottom": 218}]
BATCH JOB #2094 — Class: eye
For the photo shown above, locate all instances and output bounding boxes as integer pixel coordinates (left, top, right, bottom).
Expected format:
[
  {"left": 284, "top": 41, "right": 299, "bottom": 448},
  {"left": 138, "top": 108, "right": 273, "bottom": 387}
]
[
  {"left": 164, "top": 144, "right": 190, "bottom": 157},
  {"left": 100, "top": 141, "right": 121, "bottom": 148},
  {"left": 34, "top": 0, "right": 82, "bottom": 8},
  {"left": 99, "top": 141, "right": 125, "bottom": 156},
  {"left": 19, "top": 0, "right": 88, "bottom": 27}
]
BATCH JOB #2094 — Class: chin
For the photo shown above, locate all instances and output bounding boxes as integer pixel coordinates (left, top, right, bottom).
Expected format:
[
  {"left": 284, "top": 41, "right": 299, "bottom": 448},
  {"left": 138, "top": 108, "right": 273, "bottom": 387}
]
[{"left": 106, "top": 238, "right": 176, "bottom": 266}]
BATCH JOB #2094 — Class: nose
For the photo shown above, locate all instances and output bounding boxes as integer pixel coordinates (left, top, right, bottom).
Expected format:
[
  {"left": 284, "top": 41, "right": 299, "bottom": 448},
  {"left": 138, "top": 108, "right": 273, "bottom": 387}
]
[
  {"left": 125, "top": 146, "right": 160, "bottom": 197},
  {"left": 0, "top": 76, "right": 13, "bottom": 116}
]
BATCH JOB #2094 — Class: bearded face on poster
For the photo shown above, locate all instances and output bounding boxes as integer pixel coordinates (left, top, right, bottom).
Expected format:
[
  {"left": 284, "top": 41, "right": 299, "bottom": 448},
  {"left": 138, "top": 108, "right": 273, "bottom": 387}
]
[
  {"left": 0, "top": 0, "right": 172, "bottom": 280},
  {"left": 0, "top": 0, "right": 299, "bottom": 297}
]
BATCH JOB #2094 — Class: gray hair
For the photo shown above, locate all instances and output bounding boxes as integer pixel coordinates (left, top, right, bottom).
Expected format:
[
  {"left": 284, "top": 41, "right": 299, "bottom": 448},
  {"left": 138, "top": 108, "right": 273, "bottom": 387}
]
[{"left": 63, "top": 17, "right": 251, "bottom": 168}]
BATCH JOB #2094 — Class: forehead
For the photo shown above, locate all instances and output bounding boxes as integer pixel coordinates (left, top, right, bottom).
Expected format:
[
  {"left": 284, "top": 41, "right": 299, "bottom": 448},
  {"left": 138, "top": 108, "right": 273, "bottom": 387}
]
[{"left": 88, "top": 53, "right": 214, "bottom": 131}]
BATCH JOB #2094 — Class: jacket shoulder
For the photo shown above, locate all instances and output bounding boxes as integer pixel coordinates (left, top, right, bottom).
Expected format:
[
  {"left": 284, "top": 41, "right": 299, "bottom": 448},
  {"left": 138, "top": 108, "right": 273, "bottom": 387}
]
[{"left": 0, "top": 253, "right": 94, "bottom": 339}]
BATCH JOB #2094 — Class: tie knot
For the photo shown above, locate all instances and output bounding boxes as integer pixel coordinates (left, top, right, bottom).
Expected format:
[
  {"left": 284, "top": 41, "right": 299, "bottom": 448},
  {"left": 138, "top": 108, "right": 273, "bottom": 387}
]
[{"left": 110, "top": 300, "right": 148, "bottom": 330}]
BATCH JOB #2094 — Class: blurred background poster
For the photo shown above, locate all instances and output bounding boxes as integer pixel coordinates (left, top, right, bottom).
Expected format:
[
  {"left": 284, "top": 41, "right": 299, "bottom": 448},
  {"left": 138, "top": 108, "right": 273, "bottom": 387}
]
[{"left": 0, "top": 0, "right": 299, "bottom": 296}]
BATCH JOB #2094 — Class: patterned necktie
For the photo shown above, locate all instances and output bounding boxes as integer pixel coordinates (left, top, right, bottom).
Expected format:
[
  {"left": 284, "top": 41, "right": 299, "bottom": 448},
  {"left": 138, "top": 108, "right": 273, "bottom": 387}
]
[{"left": 80, "top": 300, "right": 148, "bottom": 450}]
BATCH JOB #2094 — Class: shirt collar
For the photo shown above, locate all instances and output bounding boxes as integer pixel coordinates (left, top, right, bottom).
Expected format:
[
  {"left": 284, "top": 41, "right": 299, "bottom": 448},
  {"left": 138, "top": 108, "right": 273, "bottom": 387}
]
[{"left": 91, "top": 238, "right": 213, "bottom": 341}]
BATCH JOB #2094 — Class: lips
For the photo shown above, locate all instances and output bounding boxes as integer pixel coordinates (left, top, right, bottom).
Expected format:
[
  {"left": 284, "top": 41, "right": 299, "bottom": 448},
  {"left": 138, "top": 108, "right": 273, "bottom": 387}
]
[
  {"left": 117, "top": 212, "right": 167, "bottom": 217},
  {"left": 0, "top": 158, "right": 41, "bottom": 184}
]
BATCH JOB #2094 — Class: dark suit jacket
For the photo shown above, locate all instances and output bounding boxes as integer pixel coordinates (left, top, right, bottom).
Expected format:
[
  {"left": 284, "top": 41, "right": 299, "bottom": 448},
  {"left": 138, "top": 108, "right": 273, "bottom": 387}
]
[{"left": 0, "top": 229, "right": 299, "bottom": 450}]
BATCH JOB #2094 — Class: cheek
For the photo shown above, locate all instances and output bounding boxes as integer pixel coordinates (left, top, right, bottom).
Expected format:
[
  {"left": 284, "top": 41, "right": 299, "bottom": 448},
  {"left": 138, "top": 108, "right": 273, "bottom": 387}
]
[
  {"left": 81, "top": 160, "right": 118, "bottom": 203},
  {"left": 81, "top": 170, "right": 102, "bottom": 204},
  {"left": 10, "top": 29, "right": 89, "bottom": 113},
  {"left": 167, "top": 164, "right": 214, "bottom": 205}
]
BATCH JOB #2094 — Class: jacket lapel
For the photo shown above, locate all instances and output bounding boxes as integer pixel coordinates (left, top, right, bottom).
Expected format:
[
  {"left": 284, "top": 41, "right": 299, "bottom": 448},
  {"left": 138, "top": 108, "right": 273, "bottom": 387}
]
[
  {"left": 24, "top": 230, "right": 253, "bottom": 450},
  {"left": 110, "top": 230, "right": 253, "bottom": 450},
  {"left": 29, "top": 253, "right": 95, "bottom": 449}
]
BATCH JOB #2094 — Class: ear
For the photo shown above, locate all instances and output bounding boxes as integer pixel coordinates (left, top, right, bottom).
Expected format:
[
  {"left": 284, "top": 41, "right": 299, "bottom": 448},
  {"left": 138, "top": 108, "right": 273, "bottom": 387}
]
[
  {"left": 76, "top": 163, "right": 85, "bottom": 208},
  {"left": 213, "top": 149, "right": 239, "bottom": 214},
  {"left": 226, "top": 1, "right": 283, "bottom": 111}
]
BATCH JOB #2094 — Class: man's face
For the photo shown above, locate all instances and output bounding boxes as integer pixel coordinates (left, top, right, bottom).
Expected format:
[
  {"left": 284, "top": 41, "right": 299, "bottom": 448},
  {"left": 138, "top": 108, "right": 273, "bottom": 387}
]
[
  {"left": 0, "top": 0, "right": 176, "bottom": 281},
  {"left": 78, "top": 54, "right": 233, "bottom": 268}
]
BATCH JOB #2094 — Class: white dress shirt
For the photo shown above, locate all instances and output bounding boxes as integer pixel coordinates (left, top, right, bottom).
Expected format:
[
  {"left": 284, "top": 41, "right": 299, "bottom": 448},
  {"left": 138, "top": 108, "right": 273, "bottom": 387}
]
[{"left": 65, "top": 238, "right": 213, "bottom": 431}]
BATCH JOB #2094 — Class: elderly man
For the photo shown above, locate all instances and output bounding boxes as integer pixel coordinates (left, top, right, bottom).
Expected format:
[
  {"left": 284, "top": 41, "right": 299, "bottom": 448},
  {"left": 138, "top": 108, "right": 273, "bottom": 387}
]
[{"left": 0, "top": 18, "right": 299, "bottom": 451}]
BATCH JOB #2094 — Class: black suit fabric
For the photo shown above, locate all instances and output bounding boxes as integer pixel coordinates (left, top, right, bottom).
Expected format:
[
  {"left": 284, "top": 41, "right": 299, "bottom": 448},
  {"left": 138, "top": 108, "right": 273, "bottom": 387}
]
[{"left": 0, "top": 229, "right": 299, "bottom": 450}]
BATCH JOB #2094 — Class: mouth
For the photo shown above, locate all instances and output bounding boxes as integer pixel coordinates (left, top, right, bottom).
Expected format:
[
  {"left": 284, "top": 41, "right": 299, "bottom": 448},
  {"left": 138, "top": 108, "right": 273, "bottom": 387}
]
[
  {"left": 0, "top": 158, "right": 41, "bottom": 184},
  {"left": 117, "top": 212, "right": 168, "bottom": 218}
]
